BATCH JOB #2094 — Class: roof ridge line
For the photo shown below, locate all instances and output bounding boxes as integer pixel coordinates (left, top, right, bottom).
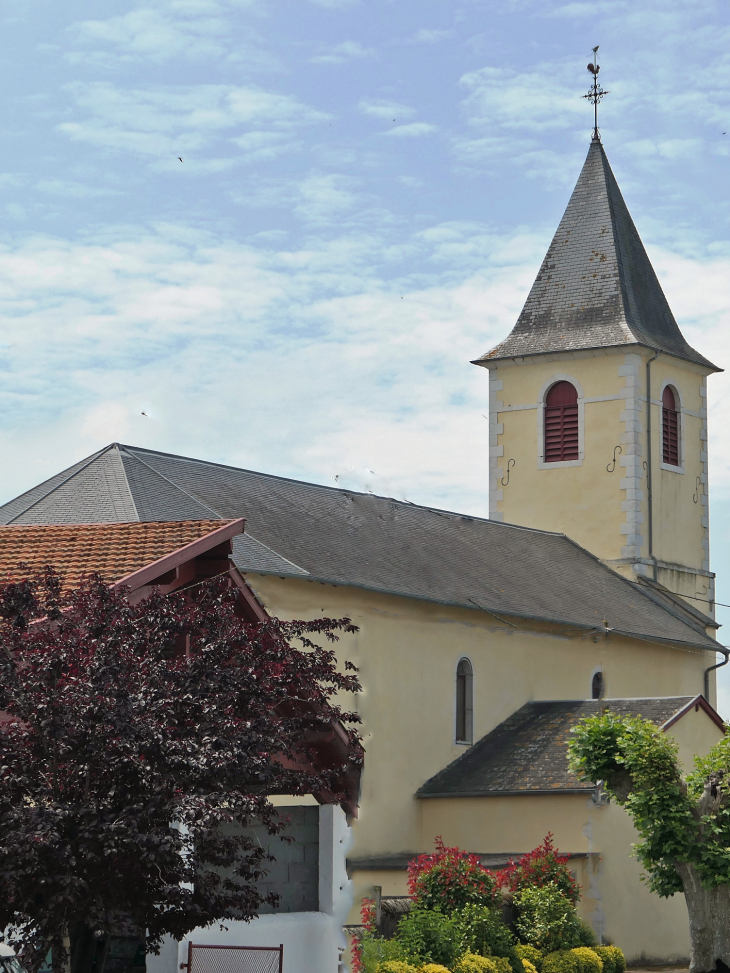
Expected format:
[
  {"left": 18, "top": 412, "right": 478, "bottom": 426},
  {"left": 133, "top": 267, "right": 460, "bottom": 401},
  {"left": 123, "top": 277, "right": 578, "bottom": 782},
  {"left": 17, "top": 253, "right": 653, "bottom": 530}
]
[
  {"left": 526, "top": 695, "right": 694, "bottom": 702},
  {"left": 117, "top": 444, "right": 575, "bottom": 536},
  {"left": 119, "top": 447, "right": 225, "bottom": 520},
  {"left": 556, "top": 531, "right": 718, "bottom": 645},
  {"left": 5, "top": 445, "right": 115, "bottom": 524},
  {"left": 239, "top": 532, "right": 310, "bottom": 576},
  {"left": 598, "top": 143, "right": 634, "bottom": 340}
]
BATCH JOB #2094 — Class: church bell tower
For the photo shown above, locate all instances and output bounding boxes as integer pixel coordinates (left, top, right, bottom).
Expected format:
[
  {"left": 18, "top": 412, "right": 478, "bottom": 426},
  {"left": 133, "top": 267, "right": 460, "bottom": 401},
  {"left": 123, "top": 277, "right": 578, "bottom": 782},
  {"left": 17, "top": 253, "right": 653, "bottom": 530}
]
[{"left": 473, "top": 135, "right": 721, "bottom": 612}]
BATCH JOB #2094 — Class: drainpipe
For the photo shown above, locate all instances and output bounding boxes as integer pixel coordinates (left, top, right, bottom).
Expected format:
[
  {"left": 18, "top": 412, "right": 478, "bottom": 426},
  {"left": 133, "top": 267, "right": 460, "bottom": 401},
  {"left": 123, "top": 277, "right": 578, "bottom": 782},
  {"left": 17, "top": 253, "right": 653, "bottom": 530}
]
[
  {"left": 704, "top": 648, "right": 730, "bottom": 702},
  {"left": 645, "top": 350, "right": 661, "bottom": 581}
]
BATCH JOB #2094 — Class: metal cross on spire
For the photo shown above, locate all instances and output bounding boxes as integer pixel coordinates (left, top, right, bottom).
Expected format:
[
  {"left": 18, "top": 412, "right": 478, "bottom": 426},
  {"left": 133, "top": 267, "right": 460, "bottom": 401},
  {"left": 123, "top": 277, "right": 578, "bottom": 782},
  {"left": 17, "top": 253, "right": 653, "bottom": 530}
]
[{"left": 583, "top": 46, "right": 609, "bottom": 141}]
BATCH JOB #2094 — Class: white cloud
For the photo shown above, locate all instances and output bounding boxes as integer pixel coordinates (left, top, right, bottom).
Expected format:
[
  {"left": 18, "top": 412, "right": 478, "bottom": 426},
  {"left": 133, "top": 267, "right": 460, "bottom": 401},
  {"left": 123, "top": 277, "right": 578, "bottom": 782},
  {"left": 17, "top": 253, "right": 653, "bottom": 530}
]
[
  {"left": 385, "top": 122, "right": 438, "bottom": 138},
  {"left": 408, "top": 28, "right": 454, "bottom": 44},
  {"left": 293, "top": 172, "right": 360, "bottom": 224},
  {"left": 57, "top": 82, "right": 329, "bottom": 164},
  {"left": 66, "top": 1, "right": 274, "bottom": 68},
  {"left": 69, "top": 7, "right": 224, "bottom": 62},
  {"left": 81, "top": 402, "right": 134, "bottom": 442},
  {"left": 622, "top": 138, "right": 704, "bottom": 162},
  {"left": 451, "top": 64, "right": 591, "bottom": 185},
  {"left": 459, "top": 65, "right": 585, "bottom": 133},
  {"left": 36, "top": 179, "right": 121, "bottom": 198},
  {"left": 308, "top": 0, "right": 359, "bottom": 7},
  {"left": 0, "top": 219, "right": 546, "bottom": 521},
  {"left": 311, "top": 41, "right": 374, "bottom": 64},
  {"left": 231, "top": 130, "right": 302, "bottom": 163},
  {"left": 358, "top": 99, "right": 415, "bottom": 121}
]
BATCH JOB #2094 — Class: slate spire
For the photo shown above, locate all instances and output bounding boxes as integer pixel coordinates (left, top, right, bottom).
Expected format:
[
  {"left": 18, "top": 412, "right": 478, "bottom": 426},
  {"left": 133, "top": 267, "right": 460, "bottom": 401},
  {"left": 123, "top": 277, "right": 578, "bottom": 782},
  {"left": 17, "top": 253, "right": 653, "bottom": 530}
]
[{"left": 475, "top": 141, "right": 719, "bottom": 371}]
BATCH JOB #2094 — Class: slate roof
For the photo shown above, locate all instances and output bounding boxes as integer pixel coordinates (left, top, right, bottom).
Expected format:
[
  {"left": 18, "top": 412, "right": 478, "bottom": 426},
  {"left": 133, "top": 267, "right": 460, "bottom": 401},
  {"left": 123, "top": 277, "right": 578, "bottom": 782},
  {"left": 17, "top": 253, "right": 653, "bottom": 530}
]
[
  {"left": 0, "top": 442, "right": 719, "bottom": 651},
  {"left": 0, "top": 519, "right": 231, "bottom": 591},
  {"left": 473, "top": 141, "right": 719, "bottom": 371},
  {"left": 417, "top": 696, "right": 715, "bottom": 797}
]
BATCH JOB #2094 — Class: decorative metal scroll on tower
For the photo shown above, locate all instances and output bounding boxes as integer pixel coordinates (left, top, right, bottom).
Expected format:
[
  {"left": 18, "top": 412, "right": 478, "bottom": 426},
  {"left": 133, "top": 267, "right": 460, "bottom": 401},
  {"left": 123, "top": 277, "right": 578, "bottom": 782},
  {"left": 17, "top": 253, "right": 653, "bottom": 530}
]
[{"left": 583, "top": 46, "right": 610, "bottom": 141}]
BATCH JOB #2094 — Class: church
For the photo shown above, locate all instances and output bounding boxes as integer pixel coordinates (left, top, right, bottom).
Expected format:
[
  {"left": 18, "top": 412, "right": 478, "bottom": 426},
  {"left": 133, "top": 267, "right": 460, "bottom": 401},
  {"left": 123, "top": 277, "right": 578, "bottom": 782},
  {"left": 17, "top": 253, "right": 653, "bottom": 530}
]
[{"left": 0, "top": 133, "right": 726, "bottom": 967}]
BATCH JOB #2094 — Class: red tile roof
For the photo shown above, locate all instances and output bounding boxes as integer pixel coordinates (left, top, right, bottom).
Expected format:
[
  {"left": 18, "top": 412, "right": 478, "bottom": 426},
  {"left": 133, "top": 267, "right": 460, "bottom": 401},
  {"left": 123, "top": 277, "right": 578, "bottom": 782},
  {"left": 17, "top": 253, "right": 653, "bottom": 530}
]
[{"left": 0, "top": 520, "right": 235, "bottom": 591}]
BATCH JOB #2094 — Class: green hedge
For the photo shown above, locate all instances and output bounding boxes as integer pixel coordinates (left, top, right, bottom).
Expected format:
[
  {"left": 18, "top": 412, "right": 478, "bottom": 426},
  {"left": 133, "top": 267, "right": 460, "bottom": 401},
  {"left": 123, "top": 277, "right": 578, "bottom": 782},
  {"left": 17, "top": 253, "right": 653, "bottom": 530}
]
[
  {"left": 542, "top": 950, "right": 580, "bottom": 973},
  {"left": 514, "top": 945, "right": 543, "bottom": 972},
  {"left": 592, "top": 947, "right": 626, "bottom": 973},
  {"left": 570, "top": 947, "right": 602, "bottom": 973}
]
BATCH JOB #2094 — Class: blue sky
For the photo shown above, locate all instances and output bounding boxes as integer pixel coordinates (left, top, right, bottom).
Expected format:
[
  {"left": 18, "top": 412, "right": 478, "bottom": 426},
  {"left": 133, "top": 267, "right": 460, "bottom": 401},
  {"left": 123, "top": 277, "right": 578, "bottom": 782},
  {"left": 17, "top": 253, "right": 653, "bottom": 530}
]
[{"left": 1, "top": 0, "right": 730, "bottom": 708}]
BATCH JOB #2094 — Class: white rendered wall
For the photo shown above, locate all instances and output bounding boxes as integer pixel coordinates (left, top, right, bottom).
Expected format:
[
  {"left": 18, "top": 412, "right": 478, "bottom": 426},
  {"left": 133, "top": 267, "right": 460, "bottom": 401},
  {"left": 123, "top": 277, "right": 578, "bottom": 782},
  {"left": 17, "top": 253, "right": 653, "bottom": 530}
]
[{"left": 147, "top": 806, "right": 353, "bottom": 973}]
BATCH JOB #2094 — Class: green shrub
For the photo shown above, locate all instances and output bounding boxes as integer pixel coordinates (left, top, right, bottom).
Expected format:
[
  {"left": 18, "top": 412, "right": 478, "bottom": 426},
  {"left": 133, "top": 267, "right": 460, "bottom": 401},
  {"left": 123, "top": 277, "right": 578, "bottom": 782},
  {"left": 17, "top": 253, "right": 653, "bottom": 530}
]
[
  {"left": 514, "top": 885, "right": 583, "bottom": 952},
  {"left": 591, "top": 949, "right": 613, "bottom": 973},
  {"left": 522, "top": 961, "right": 538, "bottom": 973},
  {"left": 592, "top": 946, "right": 624, "bottom": 973},
  {"left": 514, "top": 945, "right": 543, "bottom": 972},
  {"left": 395, "top": 907, "right": 459, "bottom": 968},
  {"left": 361, "top": 937, "right": 411, "bottom": 973},
  {"left": 570, "top": 948, "right": 602, "bottom": 973},
  {"left": 452, "top": 954, "right": 502, "bottom": 973},
  {"left": 576, "top": 920, "right": 598, "bottom": 947},
  {"left": 542, "top": 951, "right": 580, "bottom": 973},
  {"left": 454, "top": 903, "right": 515, "bottom": 959},
  {"left": 375, "top": 963, "right": 418, "bottom": 973},
  {"left": 507, "top": 947, "right": 528, "bottom": 973},
  {"left": 417, "top": 966, "right": 451, "bottom": 973}
]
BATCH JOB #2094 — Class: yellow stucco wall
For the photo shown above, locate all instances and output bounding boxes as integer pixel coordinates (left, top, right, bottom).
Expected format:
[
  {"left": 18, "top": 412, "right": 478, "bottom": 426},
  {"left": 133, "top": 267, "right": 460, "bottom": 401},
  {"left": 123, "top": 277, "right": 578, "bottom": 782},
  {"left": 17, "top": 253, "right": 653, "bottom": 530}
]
[
  {"left": 485, "top": 348, "right": 714, "bottom": 607},
  {"left": 246, "top": 573, "right": 721, "bottom": 959},
  {"left": 417, "top": 794, "right": 685, "bottom": 964}
]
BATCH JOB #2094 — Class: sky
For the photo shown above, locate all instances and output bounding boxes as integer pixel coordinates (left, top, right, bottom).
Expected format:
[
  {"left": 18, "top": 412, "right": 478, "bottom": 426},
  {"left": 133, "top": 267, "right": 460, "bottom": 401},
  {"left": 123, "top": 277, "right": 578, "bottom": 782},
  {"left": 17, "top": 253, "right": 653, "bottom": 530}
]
[{"left": 1, "top": 0, "right": 730, "bottom": 708}]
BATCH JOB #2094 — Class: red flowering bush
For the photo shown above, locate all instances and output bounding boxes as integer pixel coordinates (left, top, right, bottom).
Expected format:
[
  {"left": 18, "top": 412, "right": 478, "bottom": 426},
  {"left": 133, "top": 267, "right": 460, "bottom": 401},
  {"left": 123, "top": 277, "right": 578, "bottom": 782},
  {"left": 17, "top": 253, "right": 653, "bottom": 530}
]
[
  {"left": 408, "top": 837, "right": 499, "bottom": 913},
  {"left": 351, "top": 897, "right": 377, "bottom": 973},
  {"left": 498, "top": 834, "right": 579, "bottom": 905}
]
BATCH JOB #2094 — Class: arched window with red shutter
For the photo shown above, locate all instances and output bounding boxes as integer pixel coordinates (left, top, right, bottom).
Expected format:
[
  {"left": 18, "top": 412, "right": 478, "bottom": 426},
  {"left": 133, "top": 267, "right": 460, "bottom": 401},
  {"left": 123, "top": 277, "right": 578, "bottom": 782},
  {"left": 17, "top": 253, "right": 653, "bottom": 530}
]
[
  {"left": 662, "top": 386, "right": 680, "bottom": 466},
  {"left": 544, "top": 381, "right": 579, "bottom": 463}
]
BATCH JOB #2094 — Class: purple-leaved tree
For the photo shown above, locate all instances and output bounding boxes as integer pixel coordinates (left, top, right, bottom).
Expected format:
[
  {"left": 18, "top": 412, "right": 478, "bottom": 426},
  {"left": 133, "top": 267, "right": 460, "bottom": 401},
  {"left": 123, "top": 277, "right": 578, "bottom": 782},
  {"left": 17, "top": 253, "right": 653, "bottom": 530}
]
[{"left": 0, "top": 571, "right": 361, "bottom": 973}]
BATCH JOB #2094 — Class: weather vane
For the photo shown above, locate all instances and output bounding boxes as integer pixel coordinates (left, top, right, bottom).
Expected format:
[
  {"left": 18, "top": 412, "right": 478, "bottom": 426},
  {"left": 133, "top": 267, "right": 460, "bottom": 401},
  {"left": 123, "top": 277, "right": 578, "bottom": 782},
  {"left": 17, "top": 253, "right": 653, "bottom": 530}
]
[{"left": 583, "top": 46, "right": 609, "bottom": 141}]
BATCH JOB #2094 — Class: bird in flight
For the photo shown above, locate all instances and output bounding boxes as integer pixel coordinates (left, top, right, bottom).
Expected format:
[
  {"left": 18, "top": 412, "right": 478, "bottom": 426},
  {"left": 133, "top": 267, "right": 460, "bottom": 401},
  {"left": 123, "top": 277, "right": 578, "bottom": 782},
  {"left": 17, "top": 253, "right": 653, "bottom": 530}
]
[
  {"left": 178, "top": 157, "right": 183, "bottom": 162},
  {"left": 141, "top": 411, "right": 149, "bottom": 417}
]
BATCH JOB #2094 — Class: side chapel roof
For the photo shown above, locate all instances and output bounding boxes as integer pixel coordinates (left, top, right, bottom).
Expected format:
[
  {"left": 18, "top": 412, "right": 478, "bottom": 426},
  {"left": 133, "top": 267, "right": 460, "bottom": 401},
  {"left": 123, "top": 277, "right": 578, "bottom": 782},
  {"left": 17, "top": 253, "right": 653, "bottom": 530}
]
[
  {"left": 417, "top": 695, "right": 725, "bottom": 798},
  {"left": 0, "top": 519, "right": 242, "bottom": 592},
  {"left": 473, "top": 140, "right": 719, "bottom": 371},
  {"left": 0, "top": 442, "right": 719, "bottom": 651}
]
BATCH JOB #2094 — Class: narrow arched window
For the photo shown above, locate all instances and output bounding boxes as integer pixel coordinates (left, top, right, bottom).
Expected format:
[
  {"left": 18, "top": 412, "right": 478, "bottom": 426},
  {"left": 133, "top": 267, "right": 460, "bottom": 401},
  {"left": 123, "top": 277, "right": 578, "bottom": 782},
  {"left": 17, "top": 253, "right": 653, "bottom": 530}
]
[
  {"left": 662, "top": 386, "right": 679, "bottom": 466},
  {"left": 591, "top": 672, "right": 604, "bottom": 700},
  {"left": 544, "top": 382, "right": 579, "bottom": 463},
  {"left": 456, "top": 658, "right": 473, "bottom": 744}
]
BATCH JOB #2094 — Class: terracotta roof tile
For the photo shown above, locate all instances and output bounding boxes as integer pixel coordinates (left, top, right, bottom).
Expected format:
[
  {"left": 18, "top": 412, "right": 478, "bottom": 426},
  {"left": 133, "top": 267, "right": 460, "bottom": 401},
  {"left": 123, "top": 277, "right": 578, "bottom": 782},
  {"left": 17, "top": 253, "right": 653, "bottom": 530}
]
[{"left": 0, "top": 520, "right": 232, "bottom": 591}]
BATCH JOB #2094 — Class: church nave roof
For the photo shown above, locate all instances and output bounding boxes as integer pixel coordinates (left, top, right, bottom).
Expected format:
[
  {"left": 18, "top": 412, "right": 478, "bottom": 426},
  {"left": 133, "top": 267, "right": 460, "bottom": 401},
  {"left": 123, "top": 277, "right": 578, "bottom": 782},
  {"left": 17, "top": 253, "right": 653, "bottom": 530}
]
[{"left": 0, "top": 441, "right": 719, "bottom": 652}]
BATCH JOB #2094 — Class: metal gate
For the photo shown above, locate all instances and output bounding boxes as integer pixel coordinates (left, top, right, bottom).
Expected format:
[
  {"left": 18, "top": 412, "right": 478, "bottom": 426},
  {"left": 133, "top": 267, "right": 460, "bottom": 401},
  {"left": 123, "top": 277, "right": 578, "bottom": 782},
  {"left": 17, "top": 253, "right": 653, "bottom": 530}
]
[{"left": 182, "top": 943, "right": 284, "bottom": 973}]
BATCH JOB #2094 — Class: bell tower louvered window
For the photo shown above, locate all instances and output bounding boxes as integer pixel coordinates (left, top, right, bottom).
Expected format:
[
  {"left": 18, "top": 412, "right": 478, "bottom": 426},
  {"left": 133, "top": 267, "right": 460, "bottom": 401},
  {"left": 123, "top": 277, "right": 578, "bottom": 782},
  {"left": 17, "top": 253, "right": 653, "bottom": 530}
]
[
  {"left": 544, "top": 381, "right": 579, "bottom": 463},
  {"left": 662, "top": 386, "right": 679, "bottom": 466}
]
